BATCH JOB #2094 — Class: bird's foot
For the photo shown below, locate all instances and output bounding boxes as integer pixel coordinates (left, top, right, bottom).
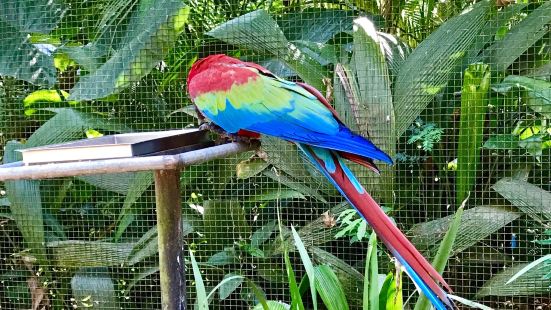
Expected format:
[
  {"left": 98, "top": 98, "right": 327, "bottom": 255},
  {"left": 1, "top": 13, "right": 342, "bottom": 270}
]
[
  {"left": 199, "top": 122, "right": 254, "bottom": 145},
  {"left": 199, "top": 122, "right": 226, "bottom": 135}
]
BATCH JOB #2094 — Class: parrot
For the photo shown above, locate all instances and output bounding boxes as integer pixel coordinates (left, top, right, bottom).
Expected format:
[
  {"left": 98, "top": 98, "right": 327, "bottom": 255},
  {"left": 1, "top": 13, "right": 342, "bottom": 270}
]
[{"left": 187, "top": 54, "right": 456, "bottom": 309}]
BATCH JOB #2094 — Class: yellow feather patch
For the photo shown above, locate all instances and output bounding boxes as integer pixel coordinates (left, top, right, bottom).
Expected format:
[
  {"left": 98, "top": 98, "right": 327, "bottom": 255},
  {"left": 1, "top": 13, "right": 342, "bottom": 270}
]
[{"left": 194, "top": 75, "right": 295, "bottom": 116}]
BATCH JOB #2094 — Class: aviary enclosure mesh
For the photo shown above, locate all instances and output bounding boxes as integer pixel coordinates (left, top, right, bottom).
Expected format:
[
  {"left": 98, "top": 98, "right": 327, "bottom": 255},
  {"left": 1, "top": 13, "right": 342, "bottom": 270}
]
[{"left": 1, "top": 0, "right": 551, "bottom": 309}]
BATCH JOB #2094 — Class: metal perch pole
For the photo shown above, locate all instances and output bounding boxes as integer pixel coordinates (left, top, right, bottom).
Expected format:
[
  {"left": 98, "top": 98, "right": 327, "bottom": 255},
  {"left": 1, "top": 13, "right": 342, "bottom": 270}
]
[{"left": 0, "top": 141, "right": 258, "bottom": 310}]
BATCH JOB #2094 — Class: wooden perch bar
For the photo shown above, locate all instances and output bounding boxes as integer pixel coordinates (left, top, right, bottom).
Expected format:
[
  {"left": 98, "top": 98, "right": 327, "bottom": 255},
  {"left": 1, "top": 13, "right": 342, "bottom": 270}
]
[{"left": 0, "top": 141, "right": 257, "bottom": 181}]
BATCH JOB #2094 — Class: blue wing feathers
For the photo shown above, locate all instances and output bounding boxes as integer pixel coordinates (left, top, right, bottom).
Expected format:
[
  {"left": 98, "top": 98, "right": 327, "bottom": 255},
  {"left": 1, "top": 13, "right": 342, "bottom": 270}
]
[{"left": 250, "top": 120, "right": 392, "bottom": 164}]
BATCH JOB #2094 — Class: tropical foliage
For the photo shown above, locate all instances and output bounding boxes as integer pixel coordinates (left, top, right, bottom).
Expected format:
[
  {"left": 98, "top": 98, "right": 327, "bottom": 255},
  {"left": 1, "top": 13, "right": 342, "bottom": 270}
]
[{"left": 1, "top": 0, "right": 551, "bottom": 309}]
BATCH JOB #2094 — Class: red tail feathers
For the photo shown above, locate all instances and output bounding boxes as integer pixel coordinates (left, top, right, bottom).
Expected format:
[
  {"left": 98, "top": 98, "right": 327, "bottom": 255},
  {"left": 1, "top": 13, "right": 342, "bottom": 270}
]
[{"left": 298, "top": 143, "right": 455, "bottom": 309}]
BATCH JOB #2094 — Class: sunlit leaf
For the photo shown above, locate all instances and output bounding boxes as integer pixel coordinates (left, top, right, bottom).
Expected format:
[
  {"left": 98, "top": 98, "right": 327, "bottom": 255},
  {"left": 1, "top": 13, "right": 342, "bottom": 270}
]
[
  {"left": 69, "top": 2, "right": 190, "bottom": 100},
  {"left": 486, "top": 2, "right": 551, "bottom": 72},
  {"left": 394, "top": 1, "right": 490, "bottom": 137}
]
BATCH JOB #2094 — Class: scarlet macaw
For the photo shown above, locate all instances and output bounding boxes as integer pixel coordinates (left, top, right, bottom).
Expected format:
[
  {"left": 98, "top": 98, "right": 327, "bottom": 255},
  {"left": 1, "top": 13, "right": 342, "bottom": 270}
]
[{"left": 187, "top": 54, "right": 455, "bottom": 309}]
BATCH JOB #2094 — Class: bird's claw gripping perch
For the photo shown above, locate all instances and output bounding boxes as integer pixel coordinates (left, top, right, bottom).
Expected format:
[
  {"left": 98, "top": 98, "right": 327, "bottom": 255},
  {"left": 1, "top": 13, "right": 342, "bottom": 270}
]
[{"left": 199, "top": 122, "right": 255, "bottom": 144}]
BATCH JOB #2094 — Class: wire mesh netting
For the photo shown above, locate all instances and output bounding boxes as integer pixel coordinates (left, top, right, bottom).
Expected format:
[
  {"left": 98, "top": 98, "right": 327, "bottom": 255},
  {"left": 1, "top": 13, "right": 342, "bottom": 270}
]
[{"left": 1, "top": 0, "right": 551, "bottom": 309}]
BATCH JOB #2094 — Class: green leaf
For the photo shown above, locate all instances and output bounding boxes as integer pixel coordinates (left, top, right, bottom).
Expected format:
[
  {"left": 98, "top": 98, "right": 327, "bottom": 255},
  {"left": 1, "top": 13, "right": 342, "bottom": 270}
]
[
  {"left": 126, "top": 219, "right": 192, "bottom": 266},
  {"left": 492, "top": 75, "right": 551, "bottom": 118},
  {"left": 71, "top": 268, "right": 119, "bottom": 309},
  {"left": 251, "top": 221, "right": 277, "bottom": 248},
  {"left": 364, "top": 232, "right": 379, "bottom": 310},
  {"left": 456, "top": 63, "right": 491, "bottom": 206},
  {"left": 207, "top": 10, "right": 326, "bottom": 90},
  {"left": 486, "top": 2, "right": 551, "bottom": 72},
  {"left": 333, "top": 61, "right": 362, "bottom": 131},
  {"left": 394, "top": 1, "right": 490, "bottom": 137},
  {"left": 3, "top": 141, "right": 46, "bottom": 262},
  {"left": 207, "top": 250, "right": 237, "bottom": 266},
  {"left": 352, "top": 17, "right": 395, "bottom": 155},
  {"left": 263, "top": 160, "right": 328, "bottom": 202},
  {"left": 217, "top": 274, "right": 244, "bottom": 300},
  {"left": 23, "top": 89, "right": 76, "bottom": 111},
  {"left": 236, "top": 158, "right": 269, "bottom": 179},
  {"left": 279, "top": 9, "right": 355, "bottom": 43},
  {"left": 351, "top": 17, "right": 395, "bottom": 201},
  {"left": 285, "top": 249, "right": 305, "bottom": 310},
  {"left": 0, "top": 20, "right": 56, "bottom": 86},
  {"left": 251, "top": 189, "right": 305, "bottom": 202},
  {"left": 114, "top": 171, "right": 154, "bottom": 240},
  {"left": 241, "top": 244, "right": 265, "bottom": 258},
  {"left": 190, "top": 249, "right": 208, "bottom": 310},
  {"left": 483, "top": 134, "right": 519, "bottom": 150},
  {"left": 477, "top": 260, "right": 551, "bottom": 297},
  {"left": 126, "top": 266, "right": 159, "bottom": 293},
  {"left": 69, "top": 2, "right": 190, "bottom": 100},
  {"left": 291, "top": 226, "right": 317, "bottom": 310},
  {"left": 245, "top": 278, "right": 270, "bottom": 310},
  {"left": 377, "top": 32, "right": 410, "bottom": 78},
  {"left": 314, "top": 265, "right": 349, "bottom": 310},
  {"left": 261, "top": 136, "right": 333, "bottom": 196},
  {"left": 309, "top": 246, "right": 364, "bottom": 305},
  {"left": 47, "top": 240, "right": 133, "bottom": 267},
  {"left": 379, "top": 272, "right": 403, "bottom": 310},
  {"left": 492, "top": 177, "right": 551, "bottom": 222},
  {"left": 507, "top": 254, "right": 551, "bottom": 285},
  {"left": 203, "top": 200, "right": 250, "bottom": 252},
  {"left": 430, "top": 206, "right": 464, "bottom": 272},
  {"left": 414, "top": 206, "right": 464, "bottom": 310},
  {"left": 77, "top": 172, "right": 147, "bottom": 195},
  {"left": 25, "top": 108, "right": 129, "bottom": 147},
  {"left": 252, "top": 300, "right": 290, "bottom": 310},
  {"left": 0, "top": 0, "right": 65, "bottom": 33},
  {"left": 409, "top": 205, "right": 520, "bottom": 257}
]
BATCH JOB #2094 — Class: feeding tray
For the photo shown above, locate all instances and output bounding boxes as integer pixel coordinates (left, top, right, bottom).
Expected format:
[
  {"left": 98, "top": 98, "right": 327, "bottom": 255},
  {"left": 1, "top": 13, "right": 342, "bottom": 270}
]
[{"left": 18, "top": 129, "right": 211, "bottom": 164}]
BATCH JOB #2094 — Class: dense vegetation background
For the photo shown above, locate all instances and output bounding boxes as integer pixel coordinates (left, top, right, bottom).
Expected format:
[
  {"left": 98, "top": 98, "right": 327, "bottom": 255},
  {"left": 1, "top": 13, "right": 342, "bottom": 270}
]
[{"left": 1, "top": 0, "right": 551, "bottom": 309}]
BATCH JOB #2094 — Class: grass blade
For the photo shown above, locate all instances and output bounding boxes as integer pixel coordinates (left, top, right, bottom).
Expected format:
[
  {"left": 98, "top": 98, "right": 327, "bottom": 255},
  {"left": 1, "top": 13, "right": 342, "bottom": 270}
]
[
  {"left": 285, "top": 249, "right": 305, "bottom": 310},
  {"left": 364, "top": 232, "right": 379, "bottom": 310},
  {"left": 414, "top": 204, "right": 464, "bottom": 310},
  {"left": 291, "top": 226, "right": 317, "bottom": 310},
  {"left": 190, "top": 249, "right": 208, "bottom": 310}
]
